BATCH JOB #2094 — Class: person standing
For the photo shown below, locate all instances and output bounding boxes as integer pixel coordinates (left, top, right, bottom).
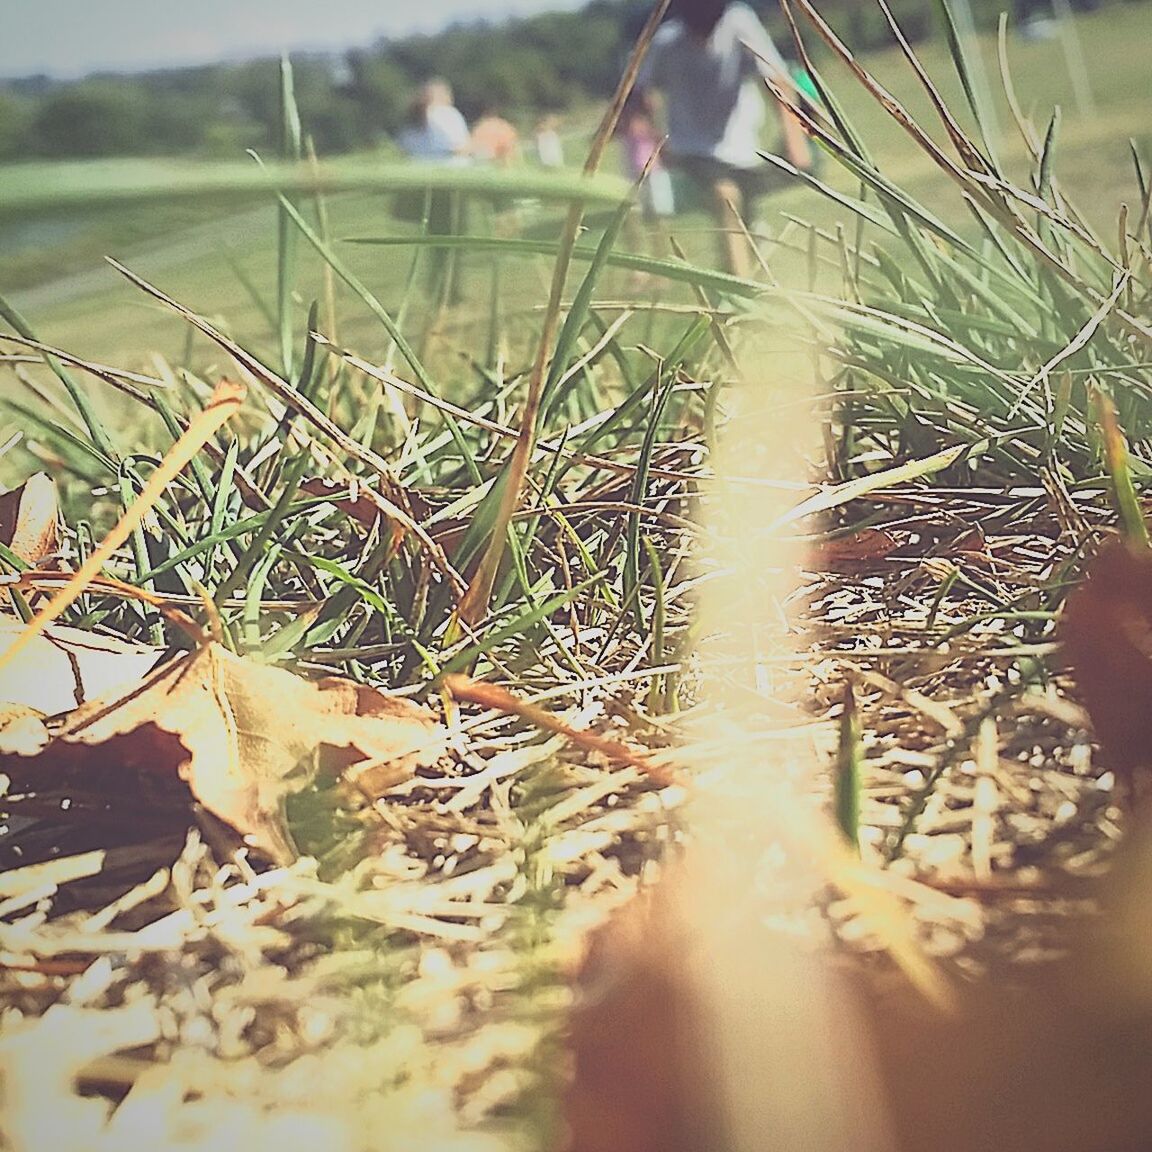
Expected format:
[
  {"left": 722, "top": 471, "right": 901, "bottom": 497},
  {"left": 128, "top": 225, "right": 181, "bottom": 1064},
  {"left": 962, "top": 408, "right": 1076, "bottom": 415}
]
[
  {"left": 471, "top": 104, "right": 522, "bottom": 236},
  {"left": 618, "top": 94, "right": 675, "bottom": 222},
  {"left": 398, "top": 79, "right": 471, "bottom": 304},
  {"left": 533, "top": 114, "right": 565, "bottom": 169},
  {"left": 398, "top": 78, "right": 471, "bottom": 162},
  {"left": 634, "top": 0, "right": 811, "bottom": 278},
  {"left": 471, "top": 105, "right": 521, "bottom": 166}
]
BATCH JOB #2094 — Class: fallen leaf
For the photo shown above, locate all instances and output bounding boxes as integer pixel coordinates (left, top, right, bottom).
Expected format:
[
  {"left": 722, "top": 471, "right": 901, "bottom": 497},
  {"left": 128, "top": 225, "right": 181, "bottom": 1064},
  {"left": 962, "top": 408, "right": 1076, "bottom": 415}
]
[
  {"left": 0, "top": 643, "right": 445, "bottom": 863},
  {"left": 0, "top": 704, "right": 52, "bottom": 753},
  {"left": 564, "top": 884, "right": 728, "bottom": 1152},
  {"left": 946, "top": 524, "right": 986, "bottom": 556},
  {"left": 0, "top": 472, "right": 60, "bottom": 566},
  {"left": 1061, "top": 538, "right": 1152, "bottom": 792},
  {"left": 300, "top": 478, "right": 383, "bottom": 530},
  {"left": 810, "top": 528, "right": 899, "bottom": 572},
  {"left": 300, "top": 478, "right": 469, "bottom": 557},
  {"left": 565, "top": 848, "right": 1152, "bottom": 1152},
  {"left": 0, "top": 618, "right": 164, "bottom": 717}
]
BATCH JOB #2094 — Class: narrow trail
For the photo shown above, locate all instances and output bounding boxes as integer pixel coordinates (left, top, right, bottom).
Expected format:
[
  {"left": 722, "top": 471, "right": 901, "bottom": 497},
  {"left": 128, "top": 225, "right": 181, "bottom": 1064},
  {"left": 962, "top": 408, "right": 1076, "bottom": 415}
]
[{"left": 7, "top": 204, "right": 275, "bottom": 315}]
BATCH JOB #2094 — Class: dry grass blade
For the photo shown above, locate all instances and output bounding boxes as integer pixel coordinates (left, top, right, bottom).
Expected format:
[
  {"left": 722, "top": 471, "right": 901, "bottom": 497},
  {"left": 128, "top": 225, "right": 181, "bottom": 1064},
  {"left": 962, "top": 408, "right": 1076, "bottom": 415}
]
[
  {"left": 874, "top": 0, "right": 995, "bottom": 178},
  {"left": 1010, "top": 273, "right": 1130, "bottom": 416},
  {"left": 767, "top": 437, "right": 992, "bottom": 531},
  {"left": 5, "top": 570, "right": 209, "bottom": 644},
  {"left": 443, "top": 673, "right": 680, "bottom": 786},
  {"left": 784, "top": 0, "right": 973, "bottom": 189}
]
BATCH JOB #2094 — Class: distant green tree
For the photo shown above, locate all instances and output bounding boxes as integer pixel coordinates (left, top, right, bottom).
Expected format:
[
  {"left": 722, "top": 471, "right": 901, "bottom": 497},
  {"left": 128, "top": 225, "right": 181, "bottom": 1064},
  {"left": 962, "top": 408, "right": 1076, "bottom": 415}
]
[
  {"left": 450, "top": 38, "right": 568, "bottom": 119},
  {"left": 3, "top": 0, "right": 1148, "bottom": 163},
  {"left": 387, "top": 35, "right": 446, "bottom": 89},
  {"left": 519, "top": 8, "right": 626, "bottom": 96},
  {"left": 218, "top": 59, "right": 283, "bottom": 152},
  {"left": 296, "top": 89, "right": 369, "bottom": 153},
  {"left": 0, "top": 92, "right": 32, "bottom": 159},
  {"left": 344, "top": 50, "right": 412, "bottom": 138},
  {"left": 145, "top": 91, "right": 227, "bottom": 153},
  {"left": 31, "top": 81, "right": 149, "bottom": 156}
]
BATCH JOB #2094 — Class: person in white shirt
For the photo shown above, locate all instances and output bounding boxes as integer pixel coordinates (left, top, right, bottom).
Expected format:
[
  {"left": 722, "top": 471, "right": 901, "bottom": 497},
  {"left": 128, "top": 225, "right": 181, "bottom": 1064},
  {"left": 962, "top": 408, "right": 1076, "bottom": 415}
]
[
  {"left": 398, "top": 79, "right": 471, "bottom": 303},
  {"left": 398, "top": 79, "right": 471, "bottom": 163},
  {"left": 533, "top": 114, "right": 565, "bottom": 169},
  {"left": 634, "top": 0, "right": 812, "bottom": 277}
]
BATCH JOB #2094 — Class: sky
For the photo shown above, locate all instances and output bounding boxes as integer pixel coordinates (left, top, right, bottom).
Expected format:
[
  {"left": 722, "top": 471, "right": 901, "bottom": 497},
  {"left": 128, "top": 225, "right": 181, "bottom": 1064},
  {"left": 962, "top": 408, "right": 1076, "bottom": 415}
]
[{"left": 0, "top": 0, "right": 591, "bottom": 80}]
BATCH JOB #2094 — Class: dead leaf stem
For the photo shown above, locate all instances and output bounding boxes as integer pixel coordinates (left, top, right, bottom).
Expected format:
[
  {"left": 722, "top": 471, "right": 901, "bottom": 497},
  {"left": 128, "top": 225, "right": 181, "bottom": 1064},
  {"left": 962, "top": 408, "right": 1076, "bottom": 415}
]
[{"left": 443, "top": 673, "right": 680, "bottom": 787}]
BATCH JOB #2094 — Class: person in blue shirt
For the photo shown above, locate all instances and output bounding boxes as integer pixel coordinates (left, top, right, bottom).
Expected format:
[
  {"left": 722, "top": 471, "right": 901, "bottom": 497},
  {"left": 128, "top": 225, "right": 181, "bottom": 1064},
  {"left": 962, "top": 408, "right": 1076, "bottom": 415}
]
[{"left": 634, "top": 0, "right": 812, "bottom": 277}]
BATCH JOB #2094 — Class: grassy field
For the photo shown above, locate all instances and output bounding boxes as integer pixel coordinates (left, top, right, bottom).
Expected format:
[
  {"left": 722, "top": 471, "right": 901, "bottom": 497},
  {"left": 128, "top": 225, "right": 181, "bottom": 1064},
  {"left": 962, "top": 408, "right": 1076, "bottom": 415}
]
[{"left": 2, "top": 4, "right": 1149, "bottom": 381}]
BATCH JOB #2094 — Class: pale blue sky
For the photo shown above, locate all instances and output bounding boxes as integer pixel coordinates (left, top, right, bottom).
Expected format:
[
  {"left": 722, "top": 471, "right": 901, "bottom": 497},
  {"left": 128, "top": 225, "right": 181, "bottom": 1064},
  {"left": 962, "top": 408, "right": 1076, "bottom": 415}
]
[{"left": 1, "top": 0, "right": 590, "bottom": 79}]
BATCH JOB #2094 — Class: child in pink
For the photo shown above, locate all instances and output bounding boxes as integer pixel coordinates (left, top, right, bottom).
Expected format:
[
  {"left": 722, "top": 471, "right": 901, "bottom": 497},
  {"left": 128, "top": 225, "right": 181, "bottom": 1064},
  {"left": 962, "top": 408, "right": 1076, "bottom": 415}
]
[{"left": 619, "top": 99, "right": 675, "bottom": 221}]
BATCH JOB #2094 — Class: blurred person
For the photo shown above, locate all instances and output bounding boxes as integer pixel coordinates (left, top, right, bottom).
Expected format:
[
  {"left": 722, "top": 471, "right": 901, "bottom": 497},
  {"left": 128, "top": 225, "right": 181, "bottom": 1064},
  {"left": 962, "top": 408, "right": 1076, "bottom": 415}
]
[
  {"left": 398, "top": 78, "right": 471, "bottom": 162},
  {"left": 633, "top": 0, "right": 812, "bottom": 278},
  {"left": 533, "top": 113, "right": 565, "bottom": 168},
  {"left": 618, "top": 93, "right": 675, "bottom": 222},
  {"left": 471, "top": 105, "right": 520, "bottom": 165},
  {"left": 398, "top": 78, "right": 471, "bottom": 304},
  {"left": 471, "top": 104, "right": 524, "bottom": 237}
]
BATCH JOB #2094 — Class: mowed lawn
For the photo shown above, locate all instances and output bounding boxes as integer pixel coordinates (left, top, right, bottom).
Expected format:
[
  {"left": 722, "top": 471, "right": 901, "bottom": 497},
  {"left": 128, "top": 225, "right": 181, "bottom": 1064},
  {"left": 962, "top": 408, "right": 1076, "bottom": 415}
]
[{"left": 2, "top": 5, "right": 1150, "bottom": 377}]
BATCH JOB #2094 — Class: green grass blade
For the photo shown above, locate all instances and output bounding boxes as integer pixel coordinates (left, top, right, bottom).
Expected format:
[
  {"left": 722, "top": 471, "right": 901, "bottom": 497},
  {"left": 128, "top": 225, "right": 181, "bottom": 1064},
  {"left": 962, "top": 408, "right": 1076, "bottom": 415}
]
[
  {"left": 0, "top": 294, "right": 120, "bottom": 463},
  {"left": 277, "top": 55, "right": 304, "bottom": 380},
  {"left": 835, "top": 682, "right": 862, "bottom": 853},
  {"left": 935, "top": 0, "right": 1003, "bottom": 166},
  {"left": 0, "top": 158, "right": 629, "bottom": 219},
  {"left": 1094, "top": 387, "right": 1150, "bottom": 548}
]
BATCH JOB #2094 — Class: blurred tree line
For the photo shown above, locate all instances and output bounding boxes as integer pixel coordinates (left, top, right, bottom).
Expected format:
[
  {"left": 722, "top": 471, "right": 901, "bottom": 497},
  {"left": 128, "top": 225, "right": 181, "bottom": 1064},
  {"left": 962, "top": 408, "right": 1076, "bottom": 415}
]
[{"left": 0, "top": 0, "right": 1134, "bottom": 162}]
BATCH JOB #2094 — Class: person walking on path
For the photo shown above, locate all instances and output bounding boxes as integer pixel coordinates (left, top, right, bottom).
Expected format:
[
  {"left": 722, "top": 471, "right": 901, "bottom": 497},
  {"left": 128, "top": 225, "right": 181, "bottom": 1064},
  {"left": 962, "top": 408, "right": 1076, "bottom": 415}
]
[{"left": 634, "top": 0, "right": 812, "bottom": 278}]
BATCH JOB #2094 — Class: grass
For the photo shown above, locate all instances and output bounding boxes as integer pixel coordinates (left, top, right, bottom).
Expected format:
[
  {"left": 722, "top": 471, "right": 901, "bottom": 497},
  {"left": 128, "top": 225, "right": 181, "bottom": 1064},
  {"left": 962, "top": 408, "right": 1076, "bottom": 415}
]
[{"left": 1, "top": 2, "right": 1152, "bottom": 1147}]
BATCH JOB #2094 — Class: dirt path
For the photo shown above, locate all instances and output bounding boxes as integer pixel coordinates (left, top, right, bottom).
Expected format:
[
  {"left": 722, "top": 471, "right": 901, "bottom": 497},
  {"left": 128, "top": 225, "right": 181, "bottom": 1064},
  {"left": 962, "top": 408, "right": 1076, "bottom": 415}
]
[{"left": 7, "top": 204, "right": 276, "bottom": 315}]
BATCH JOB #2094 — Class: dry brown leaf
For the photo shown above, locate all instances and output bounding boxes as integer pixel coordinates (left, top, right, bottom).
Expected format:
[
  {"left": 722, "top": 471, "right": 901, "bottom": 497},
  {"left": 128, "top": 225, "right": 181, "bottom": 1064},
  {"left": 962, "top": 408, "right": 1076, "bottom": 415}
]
[
  {"left": 0, "top": 472, "right": 60, "bottom": 566},
  {"left": 810, "top": 528, "right": 900, "bottom": 572},
  {"left": 300, "top": 478, "right": 384, "bottom": 530},
  {"left": 946, "top": 524, "right": 987, "bottom": 556},
  {"left": 0, "top": 618, "right": 165, "bottom": 717},
  {"left": 564, "top": 856, "right": 1152, "bottom": 1152},
  {"left": 0, "top": 704, "right": 52, "bottom": 753},
  {"left": 1062, "top": 538, "right": 1152, "bottom": 793},
  {"left": 564, "top": 884, "right": 730, "bottom": 1152},
  {"left": 0, "top": 643, "right": 445, "bottom": 862}
]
